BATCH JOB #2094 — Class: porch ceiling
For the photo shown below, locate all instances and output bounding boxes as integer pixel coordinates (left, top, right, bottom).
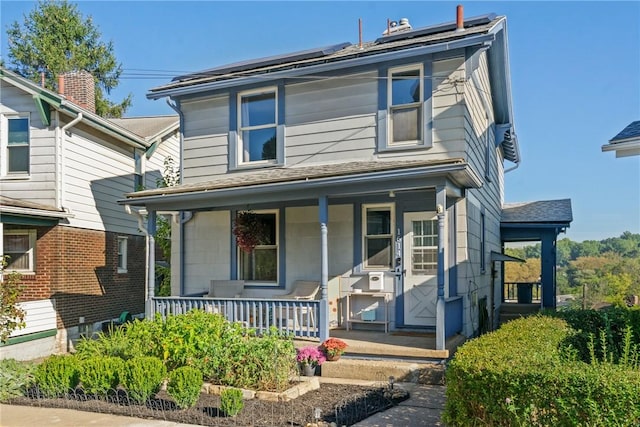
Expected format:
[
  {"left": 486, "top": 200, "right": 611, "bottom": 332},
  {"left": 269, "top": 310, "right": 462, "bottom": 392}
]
[{"left": 119, "top": 158, "right": 482, "bottom": 211}]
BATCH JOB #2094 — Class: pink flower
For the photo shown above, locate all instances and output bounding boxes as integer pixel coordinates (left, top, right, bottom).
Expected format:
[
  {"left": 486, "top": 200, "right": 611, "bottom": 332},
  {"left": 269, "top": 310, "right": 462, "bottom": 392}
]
[{"left": 296, "top": 346, "right": 326, "bottom": 367}]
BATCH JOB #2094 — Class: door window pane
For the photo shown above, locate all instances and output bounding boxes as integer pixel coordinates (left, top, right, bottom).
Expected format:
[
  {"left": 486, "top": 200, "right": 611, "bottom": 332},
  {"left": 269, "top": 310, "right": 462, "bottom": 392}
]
[{"left": 411, "top": 219, "right": 438, "bottom": 274}]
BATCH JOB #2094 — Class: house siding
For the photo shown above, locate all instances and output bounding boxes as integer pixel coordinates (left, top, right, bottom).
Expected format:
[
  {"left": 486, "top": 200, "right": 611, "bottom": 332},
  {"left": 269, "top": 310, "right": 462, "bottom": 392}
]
[
  {"left": 145, "top": 131, "right": 180, "bottom": 189},
  {"left": 63, "top": 120, "right": 139, "bottom": 234},
  {"left": 0, "top": 82, "right": 57, "bottom": 206},
  {"left": 457, "top": 51, "right": 505, "bottom": 336},
  {"left": 181, "top": 96, "right": 229, "bottom": 183}
]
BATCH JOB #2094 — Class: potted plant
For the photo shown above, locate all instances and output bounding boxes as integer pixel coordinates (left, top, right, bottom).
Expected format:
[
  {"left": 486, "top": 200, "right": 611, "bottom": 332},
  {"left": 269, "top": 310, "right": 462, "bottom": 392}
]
[
  {"left": 233, "top": 211, "right": 267, "bottom": 253},
  {"left": 296, "top": 346, "right": 326, "bottom": 376},
  {"left": 321, "top": 338, "right": 348, "bottom": 361}
]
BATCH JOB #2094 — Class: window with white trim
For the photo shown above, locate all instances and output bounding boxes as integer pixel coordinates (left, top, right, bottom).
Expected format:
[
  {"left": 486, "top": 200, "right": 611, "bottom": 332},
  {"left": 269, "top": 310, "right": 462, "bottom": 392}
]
[
  {"left": 388, "top": 65, "right": 423, "bottom": 146},
  {"left": 134, "top": 150, "right": 144, "bottom": 190},
  {"left": 2, "top": 115, "right": 30, "bottom": 175},
  {"left": 237, "top": 211, "right": 278, "bottom": 284},
  {"left": 363, "top": 204, "right": 394, "bottom": 269},
  {"left": 411, "top": 217, "right": 438, "bottom": 275},
  {"left": 238, "top": 88, "right": 278, "bottom": 165},
  {"left": 117, "top": 236, "right": 128, "bottom": 273},
  {"left": 3, "top": 229, "right": 36, "bottom": 273}
]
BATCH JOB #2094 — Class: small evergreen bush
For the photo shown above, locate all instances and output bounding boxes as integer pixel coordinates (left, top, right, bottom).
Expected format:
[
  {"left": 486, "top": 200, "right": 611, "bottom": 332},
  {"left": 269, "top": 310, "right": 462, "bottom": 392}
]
[
  {"left": 0, "top": 359, "right": 35, "bottom": 402},
  {"left": 220, "top": 387, "right": 244, "bottom": 417},
  {"left": 79, "top": 356, "right": 124, "bottom": 395},
  {"left": 121, "top": 356, "right": 166, "bottom": 404},
  {"left": 167, "top": 366, "right": 202, "bottom": 409},
  {"left": 34, "top": 355, "right": 80, "bottom": 397}
]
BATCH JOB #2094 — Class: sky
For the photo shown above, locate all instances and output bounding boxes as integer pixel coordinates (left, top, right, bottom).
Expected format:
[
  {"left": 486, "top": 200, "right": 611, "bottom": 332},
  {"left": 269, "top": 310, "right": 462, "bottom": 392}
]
[{"left": 1, "top": 1, "right": 639, "bottom": 242}]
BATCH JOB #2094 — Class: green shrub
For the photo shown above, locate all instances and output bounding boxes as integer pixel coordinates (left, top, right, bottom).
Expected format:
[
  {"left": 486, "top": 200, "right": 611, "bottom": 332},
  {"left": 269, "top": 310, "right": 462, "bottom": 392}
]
[
  {"left": 34, "top": 355, "right": 80, "bottom": 397},
  {"left": 79, "top": 356, "right": 124, "bottom": 395},
  {"left": 220, "top": 387, "right": 244, "bottom": 417},
  {"left": 167, "top": 366, "right": 202, "bottom": 409},
  {"left": 548, "top": 306, "right": 640, "bottom": 364},
  {"left": 0, "top": 359, "right": 35, "bottom": 402},
  {"left": 121, "top": 356, "right": 166, "bottom": 404},
  {"left": 443, "top": 315, "right": 640, "bottom": 426}
]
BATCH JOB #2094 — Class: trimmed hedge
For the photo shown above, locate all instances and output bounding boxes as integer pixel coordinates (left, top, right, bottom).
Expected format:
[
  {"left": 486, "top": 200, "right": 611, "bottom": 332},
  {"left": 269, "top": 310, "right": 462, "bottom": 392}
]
[
  {"left": 34, "top": 355, "right": 80, "bottom": 398},
  {"left": 167, "top": 366, "right": 203, "bottom": 409},
  {"left": 79, "top": 356, "right": 124, "bottom": 395},
  {"left": 443, "top": 316, "right": 640, "bottom": 426}
]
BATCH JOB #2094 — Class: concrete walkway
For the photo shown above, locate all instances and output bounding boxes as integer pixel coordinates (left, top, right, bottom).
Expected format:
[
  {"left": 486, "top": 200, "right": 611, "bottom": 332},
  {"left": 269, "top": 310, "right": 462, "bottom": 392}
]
[{"left": 0, "top": 381, "right": 446, "bottom": 426}]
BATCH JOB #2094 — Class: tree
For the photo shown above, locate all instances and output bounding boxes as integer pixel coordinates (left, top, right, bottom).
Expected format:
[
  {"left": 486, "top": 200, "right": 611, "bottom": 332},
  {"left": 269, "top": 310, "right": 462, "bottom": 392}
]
[
  {"left": 154, "top": 156, "right": 180, "bottom": 296},
  {"left": 6, "top": 0, "right": 131, "bottom": 117},
  {"left": 0, "top": 257, "right": 26, "bottom": 343}
]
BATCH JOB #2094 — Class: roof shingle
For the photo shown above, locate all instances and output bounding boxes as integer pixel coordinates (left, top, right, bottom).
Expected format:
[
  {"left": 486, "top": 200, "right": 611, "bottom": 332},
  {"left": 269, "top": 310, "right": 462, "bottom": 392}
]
[{"left": 502, "top": 199, "right": 573, "bottom": 224}]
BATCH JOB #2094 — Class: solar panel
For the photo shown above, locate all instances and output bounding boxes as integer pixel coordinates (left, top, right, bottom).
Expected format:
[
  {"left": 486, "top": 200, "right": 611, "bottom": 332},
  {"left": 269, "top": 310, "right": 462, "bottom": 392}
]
[
  {"left": 375, "top": 13, "right": 497, "bottom": 44},
  {"left": 173, "top": 42, "right": 352, "bottom": 82}
]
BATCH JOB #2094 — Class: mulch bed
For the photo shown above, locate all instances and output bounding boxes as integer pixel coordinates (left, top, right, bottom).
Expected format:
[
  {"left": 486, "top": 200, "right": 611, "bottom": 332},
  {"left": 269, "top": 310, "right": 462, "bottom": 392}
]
[{"left": 10, "top": 383, "right": 409, "bottom": 426}]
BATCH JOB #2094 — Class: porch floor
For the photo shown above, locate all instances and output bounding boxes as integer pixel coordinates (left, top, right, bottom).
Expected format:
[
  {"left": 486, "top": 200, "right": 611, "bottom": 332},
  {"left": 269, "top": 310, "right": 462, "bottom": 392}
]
[{"left": 295, "top": 329, "right": 466, "bottom": 360}]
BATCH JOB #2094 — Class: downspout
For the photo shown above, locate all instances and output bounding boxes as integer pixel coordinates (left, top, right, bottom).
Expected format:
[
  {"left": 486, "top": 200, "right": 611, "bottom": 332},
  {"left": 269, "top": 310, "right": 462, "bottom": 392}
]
[{"left": 59, "top": 113, "right": 83, "bottom": 209}]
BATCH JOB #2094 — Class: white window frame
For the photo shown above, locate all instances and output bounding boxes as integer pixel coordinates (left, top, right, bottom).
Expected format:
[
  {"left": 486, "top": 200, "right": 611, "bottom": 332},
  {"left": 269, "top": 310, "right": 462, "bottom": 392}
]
[
  {"left": 3, "top": 229, "right": 36, "bottom": 274},
  {"left": 117, "top": 236, "right": 128, "bottom": 273},
  {"left": 237, "top": 87, "right": 279, "bottom": 166},
  {"left": 1, "top": 114, "right": 31, "bottom": 177},
  {"left": 237, "top": 209, "right": 279, "bottom": 285},
  {"left": 362, "top": 203, "right": 395, "bottom": 270},
  {"left": 410, "top": 215, "right": 439, "bottom": 275},
  {"left": 387, "top": 64, "right": 424, "bottom": 147}
]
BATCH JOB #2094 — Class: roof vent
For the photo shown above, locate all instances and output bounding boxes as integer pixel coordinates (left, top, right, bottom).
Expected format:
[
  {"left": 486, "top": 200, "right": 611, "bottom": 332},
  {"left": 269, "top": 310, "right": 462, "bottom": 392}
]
[{"left": 382, "top": 18, "right": 412, "bottom": 36}]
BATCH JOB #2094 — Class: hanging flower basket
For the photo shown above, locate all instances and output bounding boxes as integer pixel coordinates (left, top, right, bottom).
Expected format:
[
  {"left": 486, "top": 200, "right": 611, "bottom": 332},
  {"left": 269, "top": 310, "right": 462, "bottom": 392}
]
[{"left": 233, "top": 211, "right": 267, "bottom": 253}]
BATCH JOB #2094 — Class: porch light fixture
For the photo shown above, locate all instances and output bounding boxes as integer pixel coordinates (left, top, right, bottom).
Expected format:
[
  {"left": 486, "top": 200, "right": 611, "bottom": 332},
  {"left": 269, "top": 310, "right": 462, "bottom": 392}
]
[
  {"left": 388, "top": 375, "right": 395, "bottom": 389},
  {"left": 313, "top": 407, "right": 322, "bottom": 421},
  {"left": 389, "top": 190, "right": 396, "bottom": 198}
]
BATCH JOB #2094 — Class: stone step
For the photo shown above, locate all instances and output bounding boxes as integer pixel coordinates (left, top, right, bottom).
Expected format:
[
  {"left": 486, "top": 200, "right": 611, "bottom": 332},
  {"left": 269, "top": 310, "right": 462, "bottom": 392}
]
[{"left": 320, "top": 356, "right": 446, "bottom": 385}]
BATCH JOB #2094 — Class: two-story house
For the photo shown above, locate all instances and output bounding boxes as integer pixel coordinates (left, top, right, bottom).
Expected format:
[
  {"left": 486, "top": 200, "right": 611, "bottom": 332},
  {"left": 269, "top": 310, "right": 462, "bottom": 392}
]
[
  {"left": 121, "top": 9, "right": 571, "bottom": 349},
  {"left": 0, "top": 68, "right": 179, "bottom": 360}
]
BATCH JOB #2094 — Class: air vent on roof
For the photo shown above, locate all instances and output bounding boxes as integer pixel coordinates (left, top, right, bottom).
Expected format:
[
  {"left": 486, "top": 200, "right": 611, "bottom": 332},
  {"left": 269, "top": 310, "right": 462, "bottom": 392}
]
[
  {"left": 173, "top": 42, "right": 352, "bottom": 82},
  {"left": 375, "top": 13, "right": 497, "bottom": 44},
  {"left": 382, "top": 18, "right": 412, "bottom": 36}
]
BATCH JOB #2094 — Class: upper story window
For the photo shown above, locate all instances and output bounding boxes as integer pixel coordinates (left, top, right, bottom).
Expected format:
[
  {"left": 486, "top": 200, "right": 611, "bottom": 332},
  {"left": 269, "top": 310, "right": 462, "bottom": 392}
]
[
  {"left": 134, "top": 150, "right": 144, "bottom": 190},
  {"left": 3, "top": 229, "right": 36, "bottom": 273},
  {"left": 117, "top": 236, "right": 128, "bottom": 273},
  {"left": 363, "top": 204, "right": 394, "bottom": 269},
  {"left": 238, "top": 88, "right": 277, "bottom": 164},
  {"left": 2, "top": 116, "right": 30, "bottom": 176},
  {"left": 388, "top": 65, "right": 423, "bottom": 146}
]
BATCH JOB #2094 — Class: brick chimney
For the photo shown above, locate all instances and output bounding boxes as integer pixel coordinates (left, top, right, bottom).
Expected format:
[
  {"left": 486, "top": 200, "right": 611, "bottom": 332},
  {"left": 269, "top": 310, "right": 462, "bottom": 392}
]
[{"left": 57, "top": 70, "right": 96, "bottom": 113}]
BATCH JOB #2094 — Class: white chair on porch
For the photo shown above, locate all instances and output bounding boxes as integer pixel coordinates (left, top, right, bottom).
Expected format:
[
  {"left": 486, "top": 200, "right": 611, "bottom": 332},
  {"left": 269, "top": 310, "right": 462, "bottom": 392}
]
[
  {"left": 276, "top": 280, "right": 320, "bottom": 330},
  {"left": 207, "top": 280, "right": 245, "bottom": 317}
]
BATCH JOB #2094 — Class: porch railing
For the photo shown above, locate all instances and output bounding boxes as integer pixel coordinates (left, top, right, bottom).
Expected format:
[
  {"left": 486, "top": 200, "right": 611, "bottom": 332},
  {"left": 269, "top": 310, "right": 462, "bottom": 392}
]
[
  {"left": 152, "top": 296, "right": 319, "bottom": 338},
  {"left": 503, "top": 282, "right": 542, "bottom": 304}
]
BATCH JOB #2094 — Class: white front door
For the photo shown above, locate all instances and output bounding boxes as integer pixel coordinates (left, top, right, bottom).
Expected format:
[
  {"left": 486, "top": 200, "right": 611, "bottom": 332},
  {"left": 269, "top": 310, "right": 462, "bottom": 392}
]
[{"left": 403, "top": 212, "right": 438, "bottom": 327}]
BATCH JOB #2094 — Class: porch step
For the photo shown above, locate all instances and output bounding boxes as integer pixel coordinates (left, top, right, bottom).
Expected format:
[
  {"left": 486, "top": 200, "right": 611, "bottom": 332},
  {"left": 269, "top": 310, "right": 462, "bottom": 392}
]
[{"left": 320, "top": 357, "right": 446, "bottom": 385}]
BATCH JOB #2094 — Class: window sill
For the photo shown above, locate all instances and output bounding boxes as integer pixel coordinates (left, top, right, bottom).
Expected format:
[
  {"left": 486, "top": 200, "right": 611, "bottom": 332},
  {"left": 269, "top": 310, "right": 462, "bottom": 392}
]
[
  {"left": 378, "top": 144, "right": 429, "bottom": 153},
  {"left": 231, "top": 161, "right": 284, "bottom": 172},
  {"left": 1, "top": 174, "right": 31, "bottom": 181},
  {"left": 117, "top": 269, "right": 128, "bottom": 274}
]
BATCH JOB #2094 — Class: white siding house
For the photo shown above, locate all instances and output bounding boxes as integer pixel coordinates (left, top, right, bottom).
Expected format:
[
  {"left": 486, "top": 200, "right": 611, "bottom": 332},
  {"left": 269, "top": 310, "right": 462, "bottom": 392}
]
[{"left": 0, "top": 68, "right": 179, "bottom": 360}]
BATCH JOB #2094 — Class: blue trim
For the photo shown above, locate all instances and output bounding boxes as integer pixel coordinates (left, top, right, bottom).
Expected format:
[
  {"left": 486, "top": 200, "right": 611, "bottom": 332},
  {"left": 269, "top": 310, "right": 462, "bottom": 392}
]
[
  {"left": 448, "top": 204, "right": 458, "bottom": 296},
  {"left": 445, "top": 296, "right": 463, "bottom": 337},
  {"left": 279, "top": 207, "right": 286, "bottom": 287},
  {"left": 230, "top": 209, "right": 238, "bottom": 279},
  {"left": 353, "top": 201, "right": 362, "bottom": 273},
  {"left": 228, "top": 91, "right": 238, "bottom": 170},
  {"left": 377, "top": 66, "right": 388, "bottom": 152},
  {"left": 423, "top": 59, "right": 433, "bottom": 148}
]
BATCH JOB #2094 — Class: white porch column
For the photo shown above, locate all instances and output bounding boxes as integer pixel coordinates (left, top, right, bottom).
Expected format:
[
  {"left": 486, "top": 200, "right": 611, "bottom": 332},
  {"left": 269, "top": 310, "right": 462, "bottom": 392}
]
[
  {"left": 435, "top": 187, "right": 446, "bottom": 350},
  {"left": 146, "top": 210, "right": 157, "bottom": 319},
  {"left": 318, "top": 196, "right": 329, "bottom": 342}
]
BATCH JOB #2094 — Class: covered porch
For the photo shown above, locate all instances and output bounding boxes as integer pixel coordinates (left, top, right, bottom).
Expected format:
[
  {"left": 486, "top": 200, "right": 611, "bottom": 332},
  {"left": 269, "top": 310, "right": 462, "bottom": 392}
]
[{"left": 121, "top": 159, "right": 483, "bottom": 351}]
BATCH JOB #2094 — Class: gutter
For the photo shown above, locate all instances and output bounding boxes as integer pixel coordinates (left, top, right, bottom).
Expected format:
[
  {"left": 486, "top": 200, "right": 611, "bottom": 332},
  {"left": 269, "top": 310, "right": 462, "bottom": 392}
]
[
  {"left": 0, "top": 206, "right": 74, "bottom": 220},
  {"left": 148, "top": 32, "right": 497, "bottom": 100}
]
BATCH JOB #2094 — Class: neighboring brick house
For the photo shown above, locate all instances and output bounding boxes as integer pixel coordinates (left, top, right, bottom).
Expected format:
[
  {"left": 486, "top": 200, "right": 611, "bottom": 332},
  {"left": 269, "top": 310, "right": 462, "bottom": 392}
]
[{"left": 0, "top": 68, "right": 179, "bottom": 360}]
